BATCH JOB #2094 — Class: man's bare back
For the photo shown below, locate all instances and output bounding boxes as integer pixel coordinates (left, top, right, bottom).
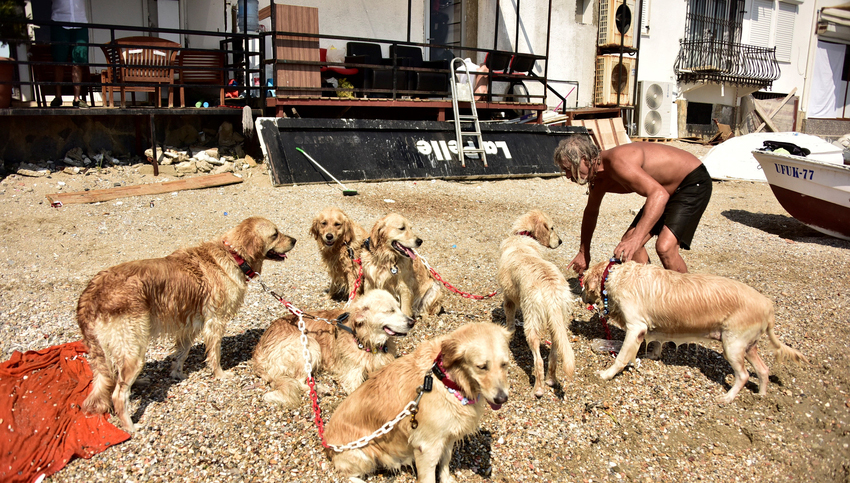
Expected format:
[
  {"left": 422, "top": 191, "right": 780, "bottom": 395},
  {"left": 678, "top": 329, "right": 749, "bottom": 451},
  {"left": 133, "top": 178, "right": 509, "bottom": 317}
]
[{"left": 597, "top": 143, "right": 703, "bottom": 195}]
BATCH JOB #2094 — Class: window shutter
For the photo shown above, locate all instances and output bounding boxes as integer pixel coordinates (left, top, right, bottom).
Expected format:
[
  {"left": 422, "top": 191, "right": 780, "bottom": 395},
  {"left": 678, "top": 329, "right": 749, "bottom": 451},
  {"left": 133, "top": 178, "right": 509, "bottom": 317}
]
[
  {"left": 775, "top": 1, "right": 796, "bottom": 62},
  {"left": 750, "top": 0, "right": 773, "bottom": 48}
]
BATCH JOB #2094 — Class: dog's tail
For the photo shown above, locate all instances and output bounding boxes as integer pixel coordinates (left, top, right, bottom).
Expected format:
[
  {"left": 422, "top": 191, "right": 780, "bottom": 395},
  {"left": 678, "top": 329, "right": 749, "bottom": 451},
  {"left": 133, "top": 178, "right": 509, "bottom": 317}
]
[
  {"left": 76, "top": 287, "right": 115, "bottom": 414},
  {"left": 766, "top": 309, "right": 809, "bottom": 365},
  {"left": 550, "top": 288, "right": 576, "bottom": 379}
]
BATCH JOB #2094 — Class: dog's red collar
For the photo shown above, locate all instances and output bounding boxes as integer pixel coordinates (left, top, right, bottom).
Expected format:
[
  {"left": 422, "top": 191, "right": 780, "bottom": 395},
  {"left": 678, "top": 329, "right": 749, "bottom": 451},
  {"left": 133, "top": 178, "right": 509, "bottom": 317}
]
[
  {"left": 516, "top": 231, "right": 534, "bottom": 239},
  {"left": 224, "top": 241, "right": 258, "bottom": 280},
  {"left": 431, "top": 352, "right": 465, "bottom": 394}
]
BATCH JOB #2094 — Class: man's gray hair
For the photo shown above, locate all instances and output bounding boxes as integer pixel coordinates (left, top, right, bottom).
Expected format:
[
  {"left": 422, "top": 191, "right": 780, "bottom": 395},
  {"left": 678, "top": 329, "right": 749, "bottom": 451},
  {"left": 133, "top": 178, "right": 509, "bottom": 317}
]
[{"left": 553, "top": 135, "right": 600, "bottom": 185}]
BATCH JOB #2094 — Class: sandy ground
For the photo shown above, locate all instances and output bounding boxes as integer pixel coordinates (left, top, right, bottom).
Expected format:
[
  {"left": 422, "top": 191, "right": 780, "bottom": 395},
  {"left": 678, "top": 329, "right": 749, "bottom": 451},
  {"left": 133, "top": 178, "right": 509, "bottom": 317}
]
[{"left": 0, "top": 140, "right": 849, "bottom": 482}]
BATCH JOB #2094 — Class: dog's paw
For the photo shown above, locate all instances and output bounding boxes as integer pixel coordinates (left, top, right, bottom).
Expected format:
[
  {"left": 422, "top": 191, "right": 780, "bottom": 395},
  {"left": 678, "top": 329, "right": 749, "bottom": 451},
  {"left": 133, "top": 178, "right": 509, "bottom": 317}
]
[
  {"left": 348, "top": 477, "right": 367, "bottom": 483},
  {"left": 545, "top": 377, "right": 558, "bottom": 388},
  {"left": 714, "top": 394, "right": 734, "bottom": 405},
  {"left": 263, "top": 391, "right": 288, "bottom": 406},
  {"left": 169, "top": 370, "right": 187, "bottom": 380},
  {"left": 597, "top": 369, "right": 616, "bottom": 381},
  {"left": 214, "top": 369, "right": 235, "bottom": 380},
  {"left": 133, "top": 376, "right": 151, "bottom": 387}
]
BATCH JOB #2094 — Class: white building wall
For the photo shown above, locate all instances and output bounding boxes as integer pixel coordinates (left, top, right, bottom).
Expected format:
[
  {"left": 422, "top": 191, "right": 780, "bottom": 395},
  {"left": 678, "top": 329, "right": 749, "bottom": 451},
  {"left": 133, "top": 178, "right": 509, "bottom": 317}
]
[{"left": 634, "top": 0, "right": 685, "bottom": 86}]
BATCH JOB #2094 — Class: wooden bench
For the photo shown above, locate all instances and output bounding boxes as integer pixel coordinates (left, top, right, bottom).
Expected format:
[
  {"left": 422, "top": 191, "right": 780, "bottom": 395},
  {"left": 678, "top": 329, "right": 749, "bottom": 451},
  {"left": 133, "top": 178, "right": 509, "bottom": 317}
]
[
  {"left": 101, "top": 36, "right": 180, "bottom": 107},
  {"left": 176, "top": 50, "right": 226, "bottom": 107}
]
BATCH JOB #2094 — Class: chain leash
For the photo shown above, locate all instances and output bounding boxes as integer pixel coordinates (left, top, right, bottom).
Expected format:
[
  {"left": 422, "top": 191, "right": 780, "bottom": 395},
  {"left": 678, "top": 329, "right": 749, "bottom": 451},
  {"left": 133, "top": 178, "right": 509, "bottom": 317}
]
[{"left": 250, "top": 274, "right": 428, "bottom": 452}]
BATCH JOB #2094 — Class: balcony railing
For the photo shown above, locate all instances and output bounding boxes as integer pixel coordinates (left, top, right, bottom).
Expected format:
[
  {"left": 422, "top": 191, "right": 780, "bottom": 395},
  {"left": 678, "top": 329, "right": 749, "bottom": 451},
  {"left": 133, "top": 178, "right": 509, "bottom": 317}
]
[{"left": 674, "top": 39, "right": 780, "bottom": 88}]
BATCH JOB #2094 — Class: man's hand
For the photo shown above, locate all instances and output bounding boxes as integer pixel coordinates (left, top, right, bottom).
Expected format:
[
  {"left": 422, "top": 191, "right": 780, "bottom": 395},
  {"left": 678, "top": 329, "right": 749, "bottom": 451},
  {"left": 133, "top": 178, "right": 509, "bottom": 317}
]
[
  {"left": 613, "top": 235, "right": 643, "bottom": 263},
  {"left": 567, "top": 252, "right": 590, "bottom": 275}
]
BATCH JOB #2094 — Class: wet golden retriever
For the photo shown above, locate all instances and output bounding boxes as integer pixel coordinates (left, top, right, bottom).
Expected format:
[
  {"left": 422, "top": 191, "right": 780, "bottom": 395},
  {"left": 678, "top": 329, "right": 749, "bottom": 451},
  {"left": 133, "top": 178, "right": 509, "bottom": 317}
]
[
  {"left": 360, "top": 213, "right": 439, "bottom": 319},
  {"left": 324, "top": 322, "right": 511, "bottom": 483},
  {"left": 309, "top": 207, "right": 369, "bottom": 300},
  {"left": 251, "top": 289, "right": 414, "bottom": 407},
  {"left": 496, "top": 210, "right": 577, "bottom": 397},
  {"left": 582, "top": 260, "right": 809, "bottom": 403},
  {"left": 76, "top": 217, "right": 296, "bottom": 432}
]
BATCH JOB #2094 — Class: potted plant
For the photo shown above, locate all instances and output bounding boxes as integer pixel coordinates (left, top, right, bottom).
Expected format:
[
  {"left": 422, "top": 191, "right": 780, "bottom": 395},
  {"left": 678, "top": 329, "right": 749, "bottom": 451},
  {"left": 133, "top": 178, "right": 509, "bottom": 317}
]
[{"left": 0, "top": 0, "right": 28, "bottom": 108}]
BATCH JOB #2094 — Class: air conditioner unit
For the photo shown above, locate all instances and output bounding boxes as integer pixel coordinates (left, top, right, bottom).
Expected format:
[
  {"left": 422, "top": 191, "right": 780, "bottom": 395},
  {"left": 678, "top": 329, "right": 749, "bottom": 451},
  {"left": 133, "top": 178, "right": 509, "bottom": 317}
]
[
  {"left": 594, "top": 55, "right": 636, "bottom": 106},
  {"left": 598, "top": 0, "right": 637, "bottom": 49},
  {"left": 637, "top": 81, "right": 673, "bottom": 138}
]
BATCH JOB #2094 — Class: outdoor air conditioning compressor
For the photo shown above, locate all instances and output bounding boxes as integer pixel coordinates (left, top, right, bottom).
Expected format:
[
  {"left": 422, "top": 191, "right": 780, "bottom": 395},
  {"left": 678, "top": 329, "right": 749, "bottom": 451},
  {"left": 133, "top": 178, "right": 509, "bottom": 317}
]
[
  {"left": 598, "top": 0, "right": 637, "bottom": 49},
  {"left": 637, "top": 81, "right": 674, "bottom": 138},
  {"left": 594, "top": 55, "right": 635, "bottom": 106}
]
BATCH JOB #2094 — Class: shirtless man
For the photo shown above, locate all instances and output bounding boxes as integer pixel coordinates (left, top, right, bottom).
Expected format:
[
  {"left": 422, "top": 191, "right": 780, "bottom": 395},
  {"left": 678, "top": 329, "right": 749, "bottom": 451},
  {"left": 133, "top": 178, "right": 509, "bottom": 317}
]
[{"left": 553, "top": 135, "right": 712, "bottom": 274}]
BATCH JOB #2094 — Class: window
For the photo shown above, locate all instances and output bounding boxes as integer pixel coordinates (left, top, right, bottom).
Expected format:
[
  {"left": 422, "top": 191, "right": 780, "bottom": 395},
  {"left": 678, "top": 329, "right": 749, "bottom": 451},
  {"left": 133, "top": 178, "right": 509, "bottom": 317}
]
[{"left": 748, "top": 0, "right": 797, "bottom": 63}]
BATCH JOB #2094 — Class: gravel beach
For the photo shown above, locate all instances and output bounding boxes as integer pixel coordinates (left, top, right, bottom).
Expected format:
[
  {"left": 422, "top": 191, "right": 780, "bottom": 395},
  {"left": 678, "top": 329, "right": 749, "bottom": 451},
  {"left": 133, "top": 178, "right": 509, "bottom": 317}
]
[{"left": 1, "top": 140, "right": 848, "bottom": 483}]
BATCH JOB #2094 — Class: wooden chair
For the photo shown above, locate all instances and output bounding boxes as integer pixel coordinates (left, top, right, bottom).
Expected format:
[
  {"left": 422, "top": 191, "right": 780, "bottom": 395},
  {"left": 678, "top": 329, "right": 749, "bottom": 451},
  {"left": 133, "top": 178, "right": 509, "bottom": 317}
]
[
  {"left": 101, "top": 36, "right": 180, "bottom": 107},
  {"left": 176, "top": 49, "right": 226, "bottom": 107}
]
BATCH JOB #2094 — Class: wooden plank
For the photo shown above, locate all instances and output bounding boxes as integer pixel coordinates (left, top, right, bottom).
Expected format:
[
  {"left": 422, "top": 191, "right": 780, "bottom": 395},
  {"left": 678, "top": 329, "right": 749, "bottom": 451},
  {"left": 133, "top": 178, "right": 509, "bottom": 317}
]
[
  {"left": 752, "top": 98, "right": 780, "bottom": 133},
  {"left": 274, "top": 4, "right": 320, "bottom": 97},
  {"left": 569, "top": 118, "right": 631, "bottom": 150},
  {"left": 611, "top": 117, "right": 631, "bottom": 145},
  {"left": 755, "top": 87, "right": 797, "bottom": 133},
  {"left": 46, "top": 173, "right": 243, "bottom": 205}
]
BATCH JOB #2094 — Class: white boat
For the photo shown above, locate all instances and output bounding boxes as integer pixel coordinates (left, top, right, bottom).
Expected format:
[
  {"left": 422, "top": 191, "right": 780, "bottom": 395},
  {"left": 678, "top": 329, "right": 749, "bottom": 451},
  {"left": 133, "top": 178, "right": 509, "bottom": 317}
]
[{"left": 752, "top": 149, "right": 850, "bottom": 241}]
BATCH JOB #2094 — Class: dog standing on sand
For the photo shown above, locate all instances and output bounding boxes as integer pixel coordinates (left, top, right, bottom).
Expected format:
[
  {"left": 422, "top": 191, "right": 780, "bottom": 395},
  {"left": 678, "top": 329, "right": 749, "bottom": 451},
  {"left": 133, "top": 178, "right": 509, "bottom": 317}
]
[
  {"left": 582, "top": 260, "right": 809, "bottom": 403},
  {"left": 77, "top": 217, "right": 296, "bottom": 432},
  {"left": 496, "top": 210, "right": 577, "bottom": 397}
]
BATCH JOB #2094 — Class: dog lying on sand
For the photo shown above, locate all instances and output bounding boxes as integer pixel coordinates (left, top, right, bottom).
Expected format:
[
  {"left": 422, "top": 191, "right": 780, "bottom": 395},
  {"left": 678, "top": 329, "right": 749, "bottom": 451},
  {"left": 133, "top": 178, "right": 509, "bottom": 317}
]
[
  {"left": 324, "top": 322, "right": 511, "bottom": 483},
  {"left": 252, "top": 289, "right": 414, "bottom": 407}
]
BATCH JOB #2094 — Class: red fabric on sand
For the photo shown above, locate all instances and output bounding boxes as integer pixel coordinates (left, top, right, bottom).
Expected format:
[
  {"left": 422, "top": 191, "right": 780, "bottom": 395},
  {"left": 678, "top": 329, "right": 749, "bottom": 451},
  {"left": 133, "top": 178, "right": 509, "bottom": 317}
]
[{"left": 0, "top": 341, "right": 130, "bottom": 483}]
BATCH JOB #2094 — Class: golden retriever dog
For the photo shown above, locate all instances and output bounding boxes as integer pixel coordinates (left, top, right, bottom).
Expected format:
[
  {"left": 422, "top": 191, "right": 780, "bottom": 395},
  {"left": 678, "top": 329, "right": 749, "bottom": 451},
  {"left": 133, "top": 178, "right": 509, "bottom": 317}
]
[
  {"left": 496, "top": 210, "right": 577, "bottom": 397},
  {"left": 582, "top": 260, "right": 809, "bottom": 403},
  {"left": 251, "top": 289, "right": 414, "bottom": 407},
  {"left": 310, "top": 207, "right": 369, "bottom": 300},
  {"left": 324, "top": 322, "right": 511, "bottom": 483},
  {"left": 359, "top": 213, "right": 430, "bottom": 318},
  {"left": 76, "top": 217, "right": 296, "bottom": 432}
]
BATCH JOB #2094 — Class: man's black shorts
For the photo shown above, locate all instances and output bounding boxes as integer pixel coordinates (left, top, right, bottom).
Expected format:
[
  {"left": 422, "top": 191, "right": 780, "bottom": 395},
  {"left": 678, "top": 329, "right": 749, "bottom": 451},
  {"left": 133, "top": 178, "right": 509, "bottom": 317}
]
[{"left": 630, "top": 163, "right": 712, "bottom": 250}]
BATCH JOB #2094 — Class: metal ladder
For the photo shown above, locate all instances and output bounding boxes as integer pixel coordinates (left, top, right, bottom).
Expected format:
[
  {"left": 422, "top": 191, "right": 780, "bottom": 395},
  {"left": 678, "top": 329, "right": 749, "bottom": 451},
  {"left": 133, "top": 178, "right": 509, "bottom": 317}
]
[{"left": 449, "top": 58, "right": 487, "bottom": 168}]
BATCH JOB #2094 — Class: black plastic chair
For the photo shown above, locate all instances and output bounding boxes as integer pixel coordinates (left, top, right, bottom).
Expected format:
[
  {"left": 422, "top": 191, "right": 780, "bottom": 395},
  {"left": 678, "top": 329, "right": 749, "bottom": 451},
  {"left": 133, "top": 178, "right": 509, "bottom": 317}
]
[
  {"left": 345, "top": 42, "right": 400, "bottom": 97},
  {"left": 389, "top": 45, "right": 448, "bottom": 97}
]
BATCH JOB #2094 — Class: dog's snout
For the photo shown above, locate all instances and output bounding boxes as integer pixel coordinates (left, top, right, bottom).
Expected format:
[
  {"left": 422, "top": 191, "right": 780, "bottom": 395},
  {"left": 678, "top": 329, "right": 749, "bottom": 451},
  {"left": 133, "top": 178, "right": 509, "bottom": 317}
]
[
  {"left": 493, "top": 390, "right": 508, "bottom": 405},
  {"left": 406, "top": 316, "right": 416, "bottom": 328},
  {"left": 415, "top": 238, "right": 423, "bottom": 247},
  {"left": 325, "top": 233, "right": 333, "bottom": 240}
]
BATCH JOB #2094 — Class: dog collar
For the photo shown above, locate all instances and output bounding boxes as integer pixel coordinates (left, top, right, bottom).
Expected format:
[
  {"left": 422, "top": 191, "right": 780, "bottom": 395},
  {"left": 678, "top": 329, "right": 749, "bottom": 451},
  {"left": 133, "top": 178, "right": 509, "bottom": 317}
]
[
  {"left": 362, "top": 237, "right": 372, "bottom": 252},
  {"left": 600, "top": 258, "right": 622, "bottom": 316},
  {"left": 516, "top": 231, "right": 534, "bottom": 239},
  {"left": 431, "top": 353, "right": 477, "bottom": 405},
  {"left": 335, "top": 313, "right": 389, "bottom": 353},
  {"left": 224, "top": 241, "right": 257, "bottom": 280}
]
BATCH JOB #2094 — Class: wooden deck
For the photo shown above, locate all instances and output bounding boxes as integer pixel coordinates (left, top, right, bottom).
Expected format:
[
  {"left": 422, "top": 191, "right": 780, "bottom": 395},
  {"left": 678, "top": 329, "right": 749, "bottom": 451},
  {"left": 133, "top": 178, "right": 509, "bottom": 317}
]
[{"left": 266, "top": 95, "right": 549, "bottom": 122}]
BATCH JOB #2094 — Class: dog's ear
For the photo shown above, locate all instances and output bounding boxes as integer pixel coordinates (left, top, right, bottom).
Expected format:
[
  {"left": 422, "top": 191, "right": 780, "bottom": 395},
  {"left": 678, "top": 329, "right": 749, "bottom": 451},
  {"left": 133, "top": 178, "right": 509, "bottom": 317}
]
[
  {"left": 309, "top": 214, "right": 322, "bottom": 240},
  {"left": 370, "top": 217, "right": 388, "bottom": 248},
  {"left": 350, "top": 302, "right": 368, "bottom": 329},
  {"left": 583, "top": 262, "right": 603, "bottom": 296},
  {"left": 226, "top": 217, "right": 269, "bottom": 258},
  {"left": 532, "top": 212, "right": 549, "bottom": 244},
  {"left": 341, "top": 216, "right": 356, "bottom": 244},
  {"left": 440, "top": 337, "right": 479, "bottom": 398}
]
